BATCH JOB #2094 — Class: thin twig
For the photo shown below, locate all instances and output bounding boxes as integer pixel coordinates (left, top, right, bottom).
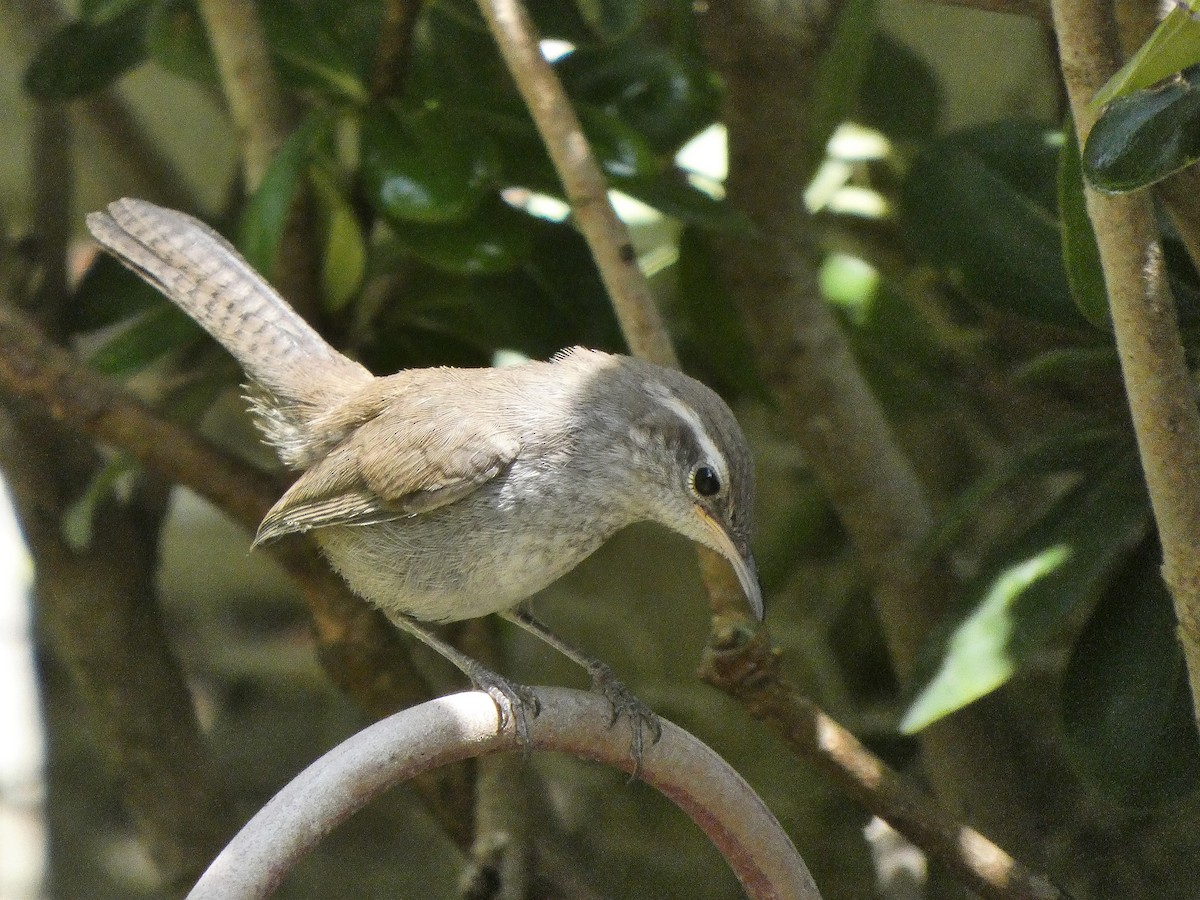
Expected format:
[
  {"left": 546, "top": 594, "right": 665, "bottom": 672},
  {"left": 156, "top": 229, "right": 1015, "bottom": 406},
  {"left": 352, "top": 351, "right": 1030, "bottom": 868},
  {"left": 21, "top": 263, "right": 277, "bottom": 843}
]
[
  {"left": 196, "top": 0, "right": 293, "bottom": 190},
  {"left": 1052, "top": 0, "right": 1200, "bottom": 726},
  {"left": 701, "top": 627, "right": 1065, "bottom": 900},
  {"left": 186, "top": 689, "right": 823, "bottom": 900},
  {"left": 475, "top": 0, "right": 677, "bottom": 366}
]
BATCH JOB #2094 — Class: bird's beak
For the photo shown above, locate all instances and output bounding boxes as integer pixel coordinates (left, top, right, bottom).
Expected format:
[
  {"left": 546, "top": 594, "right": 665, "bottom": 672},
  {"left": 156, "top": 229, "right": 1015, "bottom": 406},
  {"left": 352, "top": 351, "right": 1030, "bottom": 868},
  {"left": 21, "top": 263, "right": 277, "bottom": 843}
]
[{"left": 695, "top": 508, "right": 764, "bottom": 621}]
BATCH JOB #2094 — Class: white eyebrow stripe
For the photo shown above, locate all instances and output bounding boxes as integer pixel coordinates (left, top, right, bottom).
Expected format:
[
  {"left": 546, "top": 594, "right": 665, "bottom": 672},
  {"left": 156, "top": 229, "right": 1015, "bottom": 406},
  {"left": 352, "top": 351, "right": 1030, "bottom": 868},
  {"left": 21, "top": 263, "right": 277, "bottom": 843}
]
[{"left": 650, "top": 384, "right": 729, "bottom": 486}]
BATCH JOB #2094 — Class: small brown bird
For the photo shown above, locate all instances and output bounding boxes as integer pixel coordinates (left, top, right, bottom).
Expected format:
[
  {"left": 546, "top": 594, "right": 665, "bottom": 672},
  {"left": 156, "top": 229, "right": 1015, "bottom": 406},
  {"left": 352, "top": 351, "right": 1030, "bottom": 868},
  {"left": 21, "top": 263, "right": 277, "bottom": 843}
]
[{"left": 87, "top": 198, "right": 760, "bottom": 756}]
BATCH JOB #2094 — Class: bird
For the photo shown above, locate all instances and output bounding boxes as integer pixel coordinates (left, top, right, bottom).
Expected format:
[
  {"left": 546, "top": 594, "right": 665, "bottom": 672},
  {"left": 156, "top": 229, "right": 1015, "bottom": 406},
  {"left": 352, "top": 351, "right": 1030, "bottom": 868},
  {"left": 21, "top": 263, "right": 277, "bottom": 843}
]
[{"left": 86, "top": 197, "right": 760, "bottom": 761}]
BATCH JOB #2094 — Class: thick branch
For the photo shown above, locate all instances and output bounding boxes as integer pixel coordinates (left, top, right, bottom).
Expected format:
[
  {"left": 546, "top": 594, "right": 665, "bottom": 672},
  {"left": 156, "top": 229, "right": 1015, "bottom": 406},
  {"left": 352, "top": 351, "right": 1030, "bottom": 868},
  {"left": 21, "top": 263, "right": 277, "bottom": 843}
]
[
  {"left": 699, "top": 0, "right": 1047, "bottom": 866},
  {"left": 0, "top": 412, "right": 239, "bottom": 889},
  {"left": 1052, "top": 0, "right": 1200, "bottom": 726},
  {"left": 700, "top": 0, "right": 944, "bottom": 679},
  {"left": 186, "top": 689, "right": 823, "bottom": 900},
  {"left": 0, "top": 300, "right": 477, "bottom": 844}
]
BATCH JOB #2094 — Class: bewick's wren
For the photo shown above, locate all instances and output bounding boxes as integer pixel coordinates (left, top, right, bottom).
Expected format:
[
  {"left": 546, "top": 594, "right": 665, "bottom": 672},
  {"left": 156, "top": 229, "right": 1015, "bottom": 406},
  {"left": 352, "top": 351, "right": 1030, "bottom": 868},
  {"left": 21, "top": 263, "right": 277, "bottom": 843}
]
[{"left": 87, "top": 198, "right": 760, "bottom": 756}]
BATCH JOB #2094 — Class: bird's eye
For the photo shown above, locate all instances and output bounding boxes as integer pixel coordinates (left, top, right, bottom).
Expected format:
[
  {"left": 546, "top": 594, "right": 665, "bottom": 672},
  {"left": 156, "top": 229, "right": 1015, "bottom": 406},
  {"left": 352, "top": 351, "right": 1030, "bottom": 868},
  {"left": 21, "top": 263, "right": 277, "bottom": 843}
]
[{"left": 692, "top": 465, "right": 721, "bottom": 497}]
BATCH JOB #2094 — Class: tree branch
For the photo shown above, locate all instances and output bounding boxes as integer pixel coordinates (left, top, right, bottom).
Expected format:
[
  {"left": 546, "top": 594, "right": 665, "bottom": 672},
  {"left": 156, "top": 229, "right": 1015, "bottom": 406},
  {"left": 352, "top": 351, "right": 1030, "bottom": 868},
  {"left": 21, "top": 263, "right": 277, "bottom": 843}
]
[
  {"left": 1051, "top": 0, "right": 1200, "bottom": 727},
  {"left": 475, "top": 0, "right": 1059, "bottom": 892},
  {"left": 185, "top": 689, "right": 823, "bottom": 900},
  {"left": 0, "top": 299, "right": 478, "bottom": 845},
  {"left": 196, "top": 0, "right": 293, "bottom": 190},
  {"left": 700, "top": 627, "right": 1065, "bottom": 900},
  {"left": 371, "top": 0, "right": 423, "bottom": 99},
  {"left": 475, "top": 0, "right": 677, "bottom": 367}
]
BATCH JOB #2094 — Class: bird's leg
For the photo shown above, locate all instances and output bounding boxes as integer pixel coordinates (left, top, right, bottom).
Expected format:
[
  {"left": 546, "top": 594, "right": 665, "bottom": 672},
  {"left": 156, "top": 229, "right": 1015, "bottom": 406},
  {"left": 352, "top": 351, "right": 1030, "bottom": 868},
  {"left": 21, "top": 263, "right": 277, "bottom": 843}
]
[
  {"left": 499, "top": 607, "right": 662, "bottom": 774},
  {"left": 387, "top": 613, "right": 540, "bottom": 747}
]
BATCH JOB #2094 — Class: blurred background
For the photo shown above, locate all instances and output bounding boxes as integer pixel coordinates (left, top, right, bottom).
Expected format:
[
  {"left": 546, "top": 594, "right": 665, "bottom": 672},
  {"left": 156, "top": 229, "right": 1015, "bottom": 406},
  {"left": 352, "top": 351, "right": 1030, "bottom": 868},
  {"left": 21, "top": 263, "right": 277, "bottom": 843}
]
[{"left": 2, "top": 0, "right": 1199, "bottom": 897}]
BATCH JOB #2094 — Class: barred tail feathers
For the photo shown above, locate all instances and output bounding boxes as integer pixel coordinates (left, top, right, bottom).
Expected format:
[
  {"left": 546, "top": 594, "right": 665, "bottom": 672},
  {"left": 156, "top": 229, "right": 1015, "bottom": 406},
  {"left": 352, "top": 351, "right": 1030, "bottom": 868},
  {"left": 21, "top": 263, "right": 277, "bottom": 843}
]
[{"left": 86, "top": 198, "right": 370, "bottom": 409}]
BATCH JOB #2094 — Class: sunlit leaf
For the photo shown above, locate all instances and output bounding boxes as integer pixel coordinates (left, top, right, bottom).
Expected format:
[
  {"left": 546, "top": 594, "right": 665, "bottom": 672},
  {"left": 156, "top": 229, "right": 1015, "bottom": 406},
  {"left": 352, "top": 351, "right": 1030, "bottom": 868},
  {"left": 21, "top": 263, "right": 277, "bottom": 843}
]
[
  {"left": 903, "top": 452, "right": 1150, "bottom": 732},
  {"left": 309, "top": 165, "right": 366, "bottom": 312},
  {"left": 1095, "top": 6, "right": 1200, "bottom": 105}
]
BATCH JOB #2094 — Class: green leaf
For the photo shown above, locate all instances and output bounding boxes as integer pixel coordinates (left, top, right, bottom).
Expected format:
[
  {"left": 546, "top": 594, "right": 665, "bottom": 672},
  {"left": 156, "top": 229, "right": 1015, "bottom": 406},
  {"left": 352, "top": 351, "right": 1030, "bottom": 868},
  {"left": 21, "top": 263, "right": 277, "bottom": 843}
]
[
  {"left": 309, "top": 165, "right": 366, "bottom": 312},
  {"left": 62, "top": 457, "right": 138, "bottom": 552},
  {"left": 675, "top": 228, "right": 767, "bottom": 399},
  {"left": 24, "top": 3, "right": 150, "bottom": 100},
  {"left": 72, "top": 253, "right": 162, "bottom": 332},
  {"left": 614, "top": 173, "right": 753, "bottom": 233},
  {"left": 1095, "top": 5, "right": 1200, "bottom": 105},
  {"left": 145, "top": 0, "right": 220, "bottom": 86},
  {"left": 857, "top": 34, "right": 941, "bottom": 143},
  {"left": 555, "top": 40, "right": 721, "bottom": 154},
  {"left": 1058, "top": 118, "right": 1110, "bottom": 328},
  {"left": 392, "top": 199, "right": 534, "bottom": 276},
  {"left": 1084, "top": 68, "right": 1200, "bottom": 193},
  {"left": 1010, "top": 346, "right": 1121, "bottom": 388},
  {"left": 526, "top": 0, "right": 640, "bottom": 44},
  {"left": 918, "top": 423, "right": 1125, "bottom": 562},
  {"left": 1062, "top": 543, "right": 1200, "bottom": 809},
  {"left": 577, "top": 106, "right": 660, "bottom": 180},
  {"left": 88, "top": 304, "right": 203, "bottom": 376},
  {"left": 240, "top": 111, "right": 334, "bottom": 276},
  {"left": 901, "top": 123, "right": 1085, "bottom": 327},
  {"left": 805, "top": 0, "right": 880, "bottom": 179},
  {"left": 258, "top": 0, "right": 370, "bottom": 102},
  {"left": 361, "top": 103, "right": 501, "bottom": 225},
  {"left": 903, "top": 452, "right": 1150, "bottom": 732}
]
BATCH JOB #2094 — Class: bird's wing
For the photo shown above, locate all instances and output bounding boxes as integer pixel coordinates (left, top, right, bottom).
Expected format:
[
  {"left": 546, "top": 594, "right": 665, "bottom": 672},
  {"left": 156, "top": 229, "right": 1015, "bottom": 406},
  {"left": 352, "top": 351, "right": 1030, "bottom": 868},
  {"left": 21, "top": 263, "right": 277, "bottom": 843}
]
[{"left": 253, "top": 402, "right": 521, "bottom": 544}]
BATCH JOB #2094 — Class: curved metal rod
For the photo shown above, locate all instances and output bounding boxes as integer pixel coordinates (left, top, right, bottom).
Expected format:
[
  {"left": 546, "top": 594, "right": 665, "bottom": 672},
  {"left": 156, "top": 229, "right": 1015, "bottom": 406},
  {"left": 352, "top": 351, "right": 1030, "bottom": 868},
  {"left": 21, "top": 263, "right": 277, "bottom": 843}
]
[{"left": 186, "top": 687, "right": 822, "bottom": 900}]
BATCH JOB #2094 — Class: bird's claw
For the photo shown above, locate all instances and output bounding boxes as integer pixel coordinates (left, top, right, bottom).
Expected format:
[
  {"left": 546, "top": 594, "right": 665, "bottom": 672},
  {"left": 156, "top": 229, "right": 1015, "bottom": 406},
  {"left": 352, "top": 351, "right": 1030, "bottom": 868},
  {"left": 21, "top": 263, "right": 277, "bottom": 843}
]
[
  {"left": 473, "top": 672, "right": 541, "bottom": 751},
  {"left": 588, "top": 662, "right": 661, "bottom": 778}
]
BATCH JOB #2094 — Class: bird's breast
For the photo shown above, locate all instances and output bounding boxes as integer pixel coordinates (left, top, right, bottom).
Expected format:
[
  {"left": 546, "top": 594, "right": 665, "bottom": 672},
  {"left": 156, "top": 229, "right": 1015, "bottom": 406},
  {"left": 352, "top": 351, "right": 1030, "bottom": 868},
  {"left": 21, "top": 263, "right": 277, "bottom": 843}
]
[{"left": 312, "top": 479, "right": 629, "bottom": 622}]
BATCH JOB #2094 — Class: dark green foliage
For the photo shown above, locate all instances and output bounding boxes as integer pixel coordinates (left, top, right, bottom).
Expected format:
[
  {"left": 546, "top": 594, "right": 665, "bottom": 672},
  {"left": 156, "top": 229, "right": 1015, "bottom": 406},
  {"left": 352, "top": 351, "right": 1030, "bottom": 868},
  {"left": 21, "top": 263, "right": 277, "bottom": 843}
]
[
  {"left": 25, "top": 2, "right": 151, "bottom": 99},
  {"left": 1062, "top": 542, "right": 1200, "bottom": 809},
  {"left": 1086, "top": 66, "right": 1200, "bottom": 193}
]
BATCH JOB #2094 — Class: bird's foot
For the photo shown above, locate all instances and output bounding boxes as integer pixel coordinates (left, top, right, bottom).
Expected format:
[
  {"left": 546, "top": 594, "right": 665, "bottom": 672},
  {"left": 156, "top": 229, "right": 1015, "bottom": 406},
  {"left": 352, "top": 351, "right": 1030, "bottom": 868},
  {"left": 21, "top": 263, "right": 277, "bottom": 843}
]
[
  {"left": 588, "top": 661, "right": 662, "bottom": 777},
  {"left": 469, "top": 665, "right": 541, "bottom": 749}
]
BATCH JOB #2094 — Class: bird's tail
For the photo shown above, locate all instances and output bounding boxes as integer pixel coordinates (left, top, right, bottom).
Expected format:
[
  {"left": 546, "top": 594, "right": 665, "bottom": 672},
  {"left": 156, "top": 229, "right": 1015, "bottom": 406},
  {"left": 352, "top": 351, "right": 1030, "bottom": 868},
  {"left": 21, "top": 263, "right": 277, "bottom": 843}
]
[{"left": 87, "top": 198, "right": 372, "bottom": 465}]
